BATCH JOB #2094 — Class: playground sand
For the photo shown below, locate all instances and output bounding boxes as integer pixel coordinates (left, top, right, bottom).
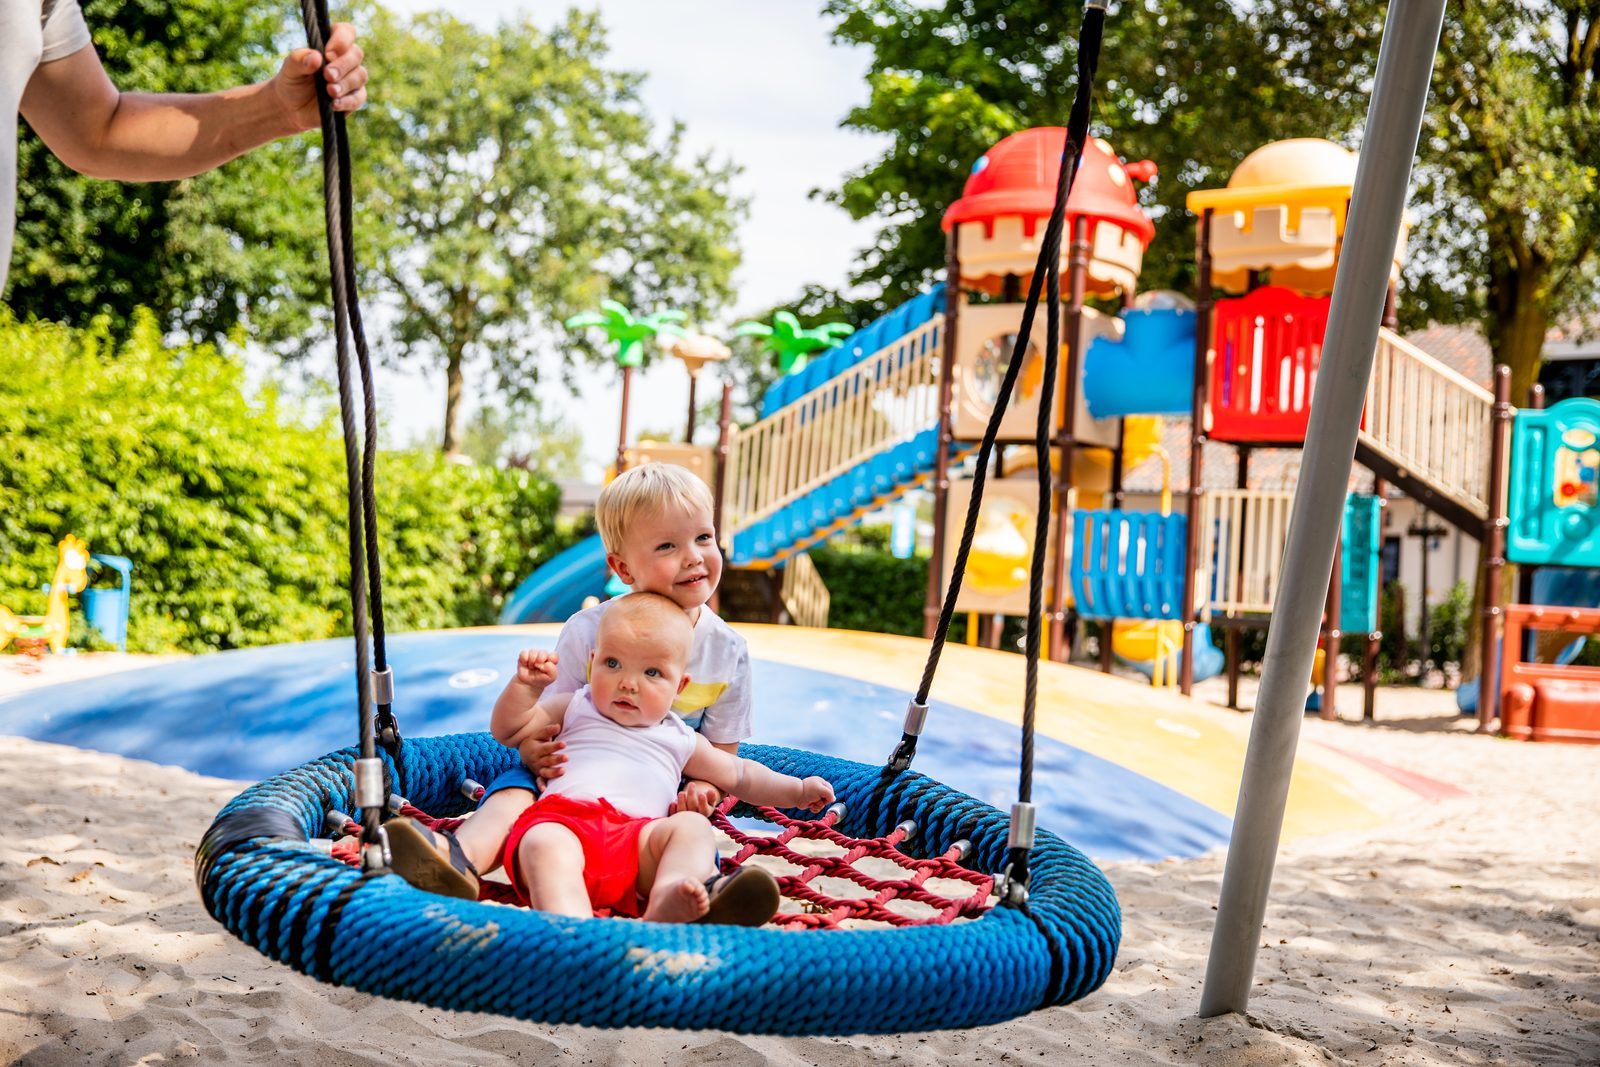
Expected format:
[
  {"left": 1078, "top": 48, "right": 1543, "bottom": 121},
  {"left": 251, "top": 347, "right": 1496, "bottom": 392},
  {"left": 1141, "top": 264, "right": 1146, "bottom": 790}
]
[{"left": 2, "top": 661, "right": 1597, "bottom": 1066}]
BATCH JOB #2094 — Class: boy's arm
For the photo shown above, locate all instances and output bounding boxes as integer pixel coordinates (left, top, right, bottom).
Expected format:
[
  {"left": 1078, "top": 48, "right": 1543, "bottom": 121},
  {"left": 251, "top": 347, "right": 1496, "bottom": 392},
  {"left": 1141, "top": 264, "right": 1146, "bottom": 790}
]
[{"left": 683, "top": 738, "right": 833, "bottom": 812}]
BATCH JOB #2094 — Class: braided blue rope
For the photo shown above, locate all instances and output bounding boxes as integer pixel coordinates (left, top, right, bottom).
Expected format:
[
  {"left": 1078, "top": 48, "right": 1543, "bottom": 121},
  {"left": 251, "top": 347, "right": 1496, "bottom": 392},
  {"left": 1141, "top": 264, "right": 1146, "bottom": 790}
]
[{"left": 198, "top": 734, "right": 1120, "bottom": 1034}]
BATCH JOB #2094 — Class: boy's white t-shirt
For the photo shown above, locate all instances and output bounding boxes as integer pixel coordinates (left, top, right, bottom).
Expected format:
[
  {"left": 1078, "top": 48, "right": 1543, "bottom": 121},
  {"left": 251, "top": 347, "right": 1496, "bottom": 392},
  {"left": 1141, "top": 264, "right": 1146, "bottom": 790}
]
[
  {"left": 541, "top": 684, "right": 699, "bottom": 819},
  {"left": 547, "top": 601, "right": 752, "bottom": 745}
]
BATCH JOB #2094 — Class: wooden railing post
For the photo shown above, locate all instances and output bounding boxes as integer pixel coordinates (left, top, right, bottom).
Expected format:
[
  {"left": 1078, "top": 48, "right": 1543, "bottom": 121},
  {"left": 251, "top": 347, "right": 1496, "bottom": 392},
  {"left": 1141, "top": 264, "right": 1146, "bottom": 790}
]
[
  {"left": 1478, "top": 365, "right": 1513, "bottom": 733},
  {"left": 924, "top": 230, "right": 961, "bottom": 639},
  {"left": 1181, "top": 209, "right": 1214, "bottom": 694}
]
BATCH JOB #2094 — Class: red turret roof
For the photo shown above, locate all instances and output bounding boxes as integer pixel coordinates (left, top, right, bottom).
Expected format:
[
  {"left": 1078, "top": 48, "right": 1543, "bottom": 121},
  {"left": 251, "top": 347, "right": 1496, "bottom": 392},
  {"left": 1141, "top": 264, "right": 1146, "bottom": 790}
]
[{"left": 942, "top": 127, "right": 1156, "bottom": 243}]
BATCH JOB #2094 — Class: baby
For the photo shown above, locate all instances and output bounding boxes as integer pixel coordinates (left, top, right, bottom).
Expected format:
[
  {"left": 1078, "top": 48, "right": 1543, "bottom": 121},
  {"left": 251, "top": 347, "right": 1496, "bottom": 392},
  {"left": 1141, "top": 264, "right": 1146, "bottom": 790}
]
[{"left": 389, "top": 592, "right": 834, "bottom": 924}]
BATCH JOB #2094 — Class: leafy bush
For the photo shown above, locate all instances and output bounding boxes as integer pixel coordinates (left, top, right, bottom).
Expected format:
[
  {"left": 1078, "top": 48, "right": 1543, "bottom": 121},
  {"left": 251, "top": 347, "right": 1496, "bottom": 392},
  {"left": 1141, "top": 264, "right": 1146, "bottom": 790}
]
[
  {"left": 1427, "top": 580, "right": 1472, "bottom": 669},
  {"left": 0, "top": 311, "right": 563, "bottom": 652},
  {"left": 809, "top": 542, "right": 929, "bottom": 637}
]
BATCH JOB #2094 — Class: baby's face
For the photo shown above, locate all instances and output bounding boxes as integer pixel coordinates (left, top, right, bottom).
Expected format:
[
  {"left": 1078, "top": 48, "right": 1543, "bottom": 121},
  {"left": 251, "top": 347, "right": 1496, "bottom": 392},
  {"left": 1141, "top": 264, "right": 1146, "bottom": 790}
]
[{"left": 588, "top": 619, "right": 689, "bottom": 728}]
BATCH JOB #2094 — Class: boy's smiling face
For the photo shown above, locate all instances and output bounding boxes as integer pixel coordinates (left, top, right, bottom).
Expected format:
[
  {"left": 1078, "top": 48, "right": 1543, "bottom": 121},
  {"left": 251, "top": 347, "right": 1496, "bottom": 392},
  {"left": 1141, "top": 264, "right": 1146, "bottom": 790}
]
[{"left": 606, "top": 499, "right": 722, "bottom": 613}]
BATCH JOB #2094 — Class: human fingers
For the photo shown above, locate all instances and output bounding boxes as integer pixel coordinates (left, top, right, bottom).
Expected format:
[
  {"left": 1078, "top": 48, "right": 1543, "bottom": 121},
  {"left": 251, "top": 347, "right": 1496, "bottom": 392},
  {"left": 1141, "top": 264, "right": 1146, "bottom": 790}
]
[
  {"left": 328, "top": 63, "right": 368, "bottom": 104},
  {"left": 323, "top": 22, "right": 358, "bottom": 63}
]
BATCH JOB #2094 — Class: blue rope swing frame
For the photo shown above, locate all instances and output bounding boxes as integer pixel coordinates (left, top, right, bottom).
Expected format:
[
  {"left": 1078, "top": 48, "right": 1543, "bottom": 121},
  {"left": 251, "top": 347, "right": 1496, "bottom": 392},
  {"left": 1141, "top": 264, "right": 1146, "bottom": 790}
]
[{"left": 196, "top": 733, "right": 1120, "bottom": 1034}]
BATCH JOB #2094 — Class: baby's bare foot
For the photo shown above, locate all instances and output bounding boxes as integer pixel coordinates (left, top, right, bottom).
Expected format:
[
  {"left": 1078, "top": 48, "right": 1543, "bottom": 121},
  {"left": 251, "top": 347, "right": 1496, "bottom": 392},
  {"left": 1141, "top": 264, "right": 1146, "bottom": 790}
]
[{"left": 642, "top": 878, "right": 709, "bottom": 923}]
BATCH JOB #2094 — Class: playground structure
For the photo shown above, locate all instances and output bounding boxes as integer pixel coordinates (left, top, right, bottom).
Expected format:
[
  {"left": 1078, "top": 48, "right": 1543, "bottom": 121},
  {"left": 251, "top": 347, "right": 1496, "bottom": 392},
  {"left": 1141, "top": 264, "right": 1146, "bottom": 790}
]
[
  {"left": 1495, "top": 392, "right": 1600, "bottom": 743},
  {"left": 498, "top": 128, "right": 1595, "bottom": 734},
  {"left": 0, "top": 535, "right": 91, "bottom": 655}
]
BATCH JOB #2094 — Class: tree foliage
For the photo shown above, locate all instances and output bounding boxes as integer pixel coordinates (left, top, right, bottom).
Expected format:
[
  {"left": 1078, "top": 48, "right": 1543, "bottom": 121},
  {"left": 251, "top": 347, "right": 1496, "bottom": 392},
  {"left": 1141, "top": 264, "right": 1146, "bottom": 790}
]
[
  {"left": 1408, "top": 0, "right": 1600, "bottom": 399},
  {"left": 355, "top": 8, "right": 745, "bottom": 454},
  {"left": 8, "top": 0, "right": 326, "bottom": 349},
  {"left": 0, "top": 311, "right": 565, "bottom": 652}
]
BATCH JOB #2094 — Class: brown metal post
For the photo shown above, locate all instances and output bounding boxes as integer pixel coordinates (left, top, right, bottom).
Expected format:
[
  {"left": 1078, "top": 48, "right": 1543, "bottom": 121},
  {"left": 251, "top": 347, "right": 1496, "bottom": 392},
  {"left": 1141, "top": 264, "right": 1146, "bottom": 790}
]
[
  {"left": 1226, "top": 446, "right": 1251, "bottom": 709},
  {"left": 1180, "top": 209, "right": 1215, "bottom": 694},
  {"left": 615, "top": 365, "right": 633, "bottom": 475},
  {"left": 685, "top": 372, "right": 699, "bottom": 444},
  {"left": 1515, "top": 385, "right": 1545, "bottom": 608},
  {"left": 1050, "top": 215, "right": 1091, "bottom": 661},
  {"left": 710, "top": 380, "right": 734, "bottom": 615},
  {"left": 1478, "top": 365, "right": 1514, "bottom": 732},
  {"left": 924, "top": 229, "right": 962, "bottom": 638},
  {"left": 1320, "top": 520, "right": 1344, "bottom": 721},
  {"left": 1364, "top": 477, "right": 1387, "bottom": 721}
]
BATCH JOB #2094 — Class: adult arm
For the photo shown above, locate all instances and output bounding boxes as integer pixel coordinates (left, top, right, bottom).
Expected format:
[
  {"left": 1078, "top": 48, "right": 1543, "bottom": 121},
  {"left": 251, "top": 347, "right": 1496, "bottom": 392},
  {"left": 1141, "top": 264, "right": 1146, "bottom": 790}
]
[{"left": 18, "top": 22, "right": 368, "bottom": 182}]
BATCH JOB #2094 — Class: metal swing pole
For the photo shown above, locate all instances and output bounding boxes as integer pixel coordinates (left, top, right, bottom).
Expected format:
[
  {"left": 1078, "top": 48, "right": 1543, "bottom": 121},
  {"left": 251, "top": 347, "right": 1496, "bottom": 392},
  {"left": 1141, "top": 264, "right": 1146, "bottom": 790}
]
[{"left": 1199, "top": 0, "right": 1446, "bottom": 1017}]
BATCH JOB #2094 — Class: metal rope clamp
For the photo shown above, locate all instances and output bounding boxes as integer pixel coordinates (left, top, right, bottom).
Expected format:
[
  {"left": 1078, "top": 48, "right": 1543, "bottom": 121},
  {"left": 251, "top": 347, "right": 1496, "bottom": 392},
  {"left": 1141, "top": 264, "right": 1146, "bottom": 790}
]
[
  {"left": 995, "top": 802, "right": 1037, "bottom": 907},
  {"left": 886, "top": 699, "right": 929, "bottom": 773},
  {"left": 370, "top": 668, "right": 402, "bottom": 746},
  {"left": 353, "top": 757, "right": 391, "bottom": 871}
]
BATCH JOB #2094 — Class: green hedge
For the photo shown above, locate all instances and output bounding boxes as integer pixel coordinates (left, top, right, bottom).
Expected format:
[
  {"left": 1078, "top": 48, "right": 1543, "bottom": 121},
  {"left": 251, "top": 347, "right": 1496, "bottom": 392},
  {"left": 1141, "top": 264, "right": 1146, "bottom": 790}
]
[
  {"left": 809, "top": 540, "right": 929, "bottom": 637},
  {"left": 0, "top": 311, "right": 564, "bottom": 652}
]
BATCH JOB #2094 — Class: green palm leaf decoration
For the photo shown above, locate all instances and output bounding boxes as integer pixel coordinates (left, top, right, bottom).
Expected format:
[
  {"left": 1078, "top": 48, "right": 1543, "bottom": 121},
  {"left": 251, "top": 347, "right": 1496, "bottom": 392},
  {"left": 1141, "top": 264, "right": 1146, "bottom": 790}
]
[
  {"left": 564, "top": 300, "right": 689, "bottom": 368},
  {"left": 734, "top": 311, "right": 854, "bottom": 374}
]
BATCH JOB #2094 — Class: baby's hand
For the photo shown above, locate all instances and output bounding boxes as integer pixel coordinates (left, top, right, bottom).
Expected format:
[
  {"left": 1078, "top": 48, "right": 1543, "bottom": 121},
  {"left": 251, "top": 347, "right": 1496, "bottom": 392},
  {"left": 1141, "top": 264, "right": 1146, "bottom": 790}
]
[
  {"left": 515, "top": 649, "right": 559, "bottom": 691},
  {"left": 670, "top": 779, "right": 722, "bottom": 817},
  {"left": 798, "top": 776, "right": 835, "bottom": 813},
  {"left": 517, "top": 722, "right": 566, "bottom": 781}
]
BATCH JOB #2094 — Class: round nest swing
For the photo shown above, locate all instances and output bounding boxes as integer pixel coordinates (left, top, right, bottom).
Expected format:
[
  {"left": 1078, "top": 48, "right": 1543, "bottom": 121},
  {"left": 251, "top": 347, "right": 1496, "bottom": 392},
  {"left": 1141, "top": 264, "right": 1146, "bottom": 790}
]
[
  {"left": 196, "top": 0, "right": 1122, "bottom": 1037},
  {"left": 197, "top": 736, "right": 1120, "bottom": 1033}
]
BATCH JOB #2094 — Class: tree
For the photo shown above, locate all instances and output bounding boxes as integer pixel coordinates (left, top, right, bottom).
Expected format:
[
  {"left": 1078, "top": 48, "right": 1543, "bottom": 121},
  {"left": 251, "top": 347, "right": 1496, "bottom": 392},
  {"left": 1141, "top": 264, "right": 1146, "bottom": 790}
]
[
  {"left": 1406, "top": 1, "right": 1600, "bottom": 402},
  {"left": 8, "top": 0, "right": 327, "bottom": 349},
  {"left": 355, "top": 8, "right": 744, "bottom": 456},
  {"left": 734, "top": 311, "right": 854, "bottom": 374}
]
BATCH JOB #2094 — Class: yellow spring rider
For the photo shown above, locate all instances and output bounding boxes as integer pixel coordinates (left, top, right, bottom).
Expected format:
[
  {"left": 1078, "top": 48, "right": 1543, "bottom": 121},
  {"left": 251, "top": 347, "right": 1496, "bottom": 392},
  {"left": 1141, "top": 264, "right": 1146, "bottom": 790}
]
[{"left": 0, "top": 535, "right": 92, "bottom": 655}]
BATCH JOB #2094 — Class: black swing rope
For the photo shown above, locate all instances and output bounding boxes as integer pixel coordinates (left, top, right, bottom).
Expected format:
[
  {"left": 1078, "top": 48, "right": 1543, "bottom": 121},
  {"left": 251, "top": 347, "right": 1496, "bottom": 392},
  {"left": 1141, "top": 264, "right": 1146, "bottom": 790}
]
[
  {"left": 886, "top": 0, "right": 1107, "bottom": 902},
  {"left": 300, "top": 0, "right": 399, "bottom": 866}
]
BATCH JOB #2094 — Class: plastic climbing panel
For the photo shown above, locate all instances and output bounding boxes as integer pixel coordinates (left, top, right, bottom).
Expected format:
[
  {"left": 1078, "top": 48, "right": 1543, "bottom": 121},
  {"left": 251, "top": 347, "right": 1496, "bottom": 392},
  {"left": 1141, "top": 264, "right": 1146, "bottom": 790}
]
[
  {"left": 1508, "top": 398, "right": 1600, "bottom": 567},
  {"left": 1209, "top": 287, "right": 1333, "bottom": 443},
  {"left": 1340, "top": 493, "right": 1382, "bottom": 634},
  {"left": 1071, "top": 510, "right": 1189, "bottom": 620}
]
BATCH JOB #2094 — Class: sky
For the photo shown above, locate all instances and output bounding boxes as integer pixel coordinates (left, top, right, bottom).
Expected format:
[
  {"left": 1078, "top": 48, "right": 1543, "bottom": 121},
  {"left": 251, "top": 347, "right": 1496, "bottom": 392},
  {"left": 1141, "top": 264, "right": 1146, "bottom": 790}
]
[{"left": 357, "top": 0, "right": 890, "bottom": 474}]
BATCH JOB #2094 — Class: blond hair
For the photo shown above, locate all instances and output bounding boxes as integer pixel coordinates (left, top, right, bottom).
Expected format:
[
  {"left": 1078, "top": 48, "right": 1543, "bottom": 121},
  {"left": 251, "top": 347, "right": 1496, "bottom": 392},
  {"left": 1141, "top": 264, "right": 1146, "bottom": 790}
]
[
  {"left": 595, "top": 462, "right": 714, "bottom": 554},
  {"left": 599, "top": 591, "right": 694, "bottom": 659}
]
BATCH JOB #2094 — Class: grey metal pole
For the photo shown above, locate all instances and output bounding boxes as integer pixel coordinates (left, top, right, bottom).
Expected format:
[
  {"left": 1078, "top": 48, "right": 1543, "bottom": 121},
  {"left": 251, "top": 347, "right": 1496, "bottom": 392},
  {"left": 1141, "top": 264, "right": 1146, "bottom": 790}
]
[{"left": 1199, "top": 0, "right": 1446, "bottom": 1018}]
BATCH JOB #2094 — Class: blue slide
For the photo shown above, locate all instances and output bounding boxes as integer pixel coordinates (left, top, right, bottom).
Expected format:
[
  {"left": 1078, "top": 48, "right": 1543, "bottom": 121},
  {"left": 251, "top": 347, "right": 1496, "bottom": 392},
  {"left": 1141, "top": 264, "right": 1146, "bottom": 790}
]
[{"left": 498, "top": 534, "right": 608, "bottom": 625}]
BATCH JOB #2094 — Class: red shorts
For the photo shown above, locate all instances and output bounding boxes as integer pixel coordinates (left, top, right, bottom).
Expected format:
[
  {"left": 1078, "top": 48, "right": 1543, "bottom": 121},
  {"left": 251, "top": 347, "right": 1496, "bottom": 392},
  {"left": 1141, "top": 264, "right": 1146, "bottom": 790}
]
[{"left": 503, "top": 794, "right": 652, "bottom": 917}]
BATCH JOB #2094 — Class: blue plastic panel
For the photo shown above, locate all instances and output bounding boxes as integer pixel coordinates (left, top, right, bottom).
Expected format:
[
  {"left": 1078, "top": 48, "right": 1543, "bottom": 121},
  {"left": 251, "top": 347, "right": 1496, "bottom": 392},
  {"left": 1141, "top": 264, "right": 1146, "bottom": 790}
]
[
  {"left": 1071, "top": 510, "right": 1189, "bottom": 620},
  {"left": 1508, "top": 398, "right": 1600, "bottom": 566}
]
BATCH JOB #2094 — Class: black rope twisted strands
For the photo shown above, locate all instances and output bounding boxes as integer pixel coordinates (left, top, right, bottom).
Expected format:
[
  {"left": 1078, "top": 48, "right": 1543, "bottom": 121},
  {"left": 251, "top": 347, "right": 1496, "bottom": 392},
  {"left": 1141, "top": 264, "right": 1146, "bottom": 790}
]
[
  {"left": 300, "top": 0, "right": 385, "bottom": 846},
  {"left": 1009, "top": 5, "right": 1106, "bottom": 891},
  {"left": 892, "top": 1, "right": 1108, "bottom": 776},
  {"left": 331, "top": 49, "right": 399, "bottom": 761}
]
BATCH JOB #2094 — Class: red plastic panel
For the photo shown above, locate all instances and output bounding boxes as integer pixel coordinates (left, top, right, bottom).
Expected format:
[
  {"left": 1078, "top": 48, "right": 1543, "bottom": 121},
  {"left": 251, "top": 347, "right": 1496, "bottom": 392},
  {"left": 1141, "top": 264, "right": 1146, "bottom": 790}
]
[{"left": 1209, "top": 287, "right": 1333, "bottom": 443}]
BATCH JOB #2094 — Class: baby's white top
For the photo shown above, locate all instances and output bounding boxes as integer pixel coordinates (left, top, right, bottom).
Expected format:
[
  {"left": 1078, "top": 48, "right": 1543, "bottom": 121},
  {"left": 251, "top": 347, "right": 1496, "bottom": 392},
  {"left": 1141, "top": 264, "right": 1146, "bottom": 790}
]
[{"left": 541, "top": 684, "right": 699, "bottom": 819}]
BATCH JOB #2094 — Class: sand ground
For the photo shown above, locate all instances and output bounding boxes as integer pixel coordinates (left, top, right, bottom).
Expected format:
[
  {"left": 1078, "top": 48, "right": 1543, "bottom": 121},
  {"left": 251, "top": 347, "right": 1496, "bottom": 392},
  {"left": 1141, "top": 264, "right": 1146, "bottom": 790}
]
[{"left": 1, "top": 653, "right": 1596, "bottom": 1066}]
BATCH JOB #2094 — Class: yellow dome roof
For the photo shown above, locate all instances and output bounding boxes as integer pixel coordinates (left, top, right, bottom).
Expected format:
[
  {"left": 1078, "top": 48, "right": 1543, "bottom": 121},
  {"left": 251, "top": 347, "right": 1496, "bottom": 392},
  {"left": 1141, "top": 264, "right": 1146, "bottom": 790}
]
[{"left": 1227, "top": 139, "right": 1357, "bottom": 190}]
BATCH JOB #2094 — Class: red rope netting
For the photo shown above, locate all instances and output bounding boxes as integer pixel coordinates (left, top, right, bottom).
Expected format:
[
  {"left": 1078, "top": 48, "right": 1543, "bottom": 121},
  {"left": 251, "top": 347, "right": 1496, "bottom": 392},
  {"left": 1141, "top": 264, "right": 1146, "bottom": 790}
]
[{"left": 329, "top": 786, "right": 995, "bottom": 927}]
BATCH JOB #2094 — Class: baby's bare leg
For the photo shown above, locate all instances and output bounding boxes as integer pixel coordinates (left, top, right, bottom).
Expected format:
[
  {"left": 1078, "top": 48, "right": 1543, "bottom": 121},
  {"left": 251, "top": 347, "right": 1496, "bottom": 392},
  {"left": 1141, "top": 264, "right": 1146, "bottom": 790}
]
[
  {"left": 637, "top": 812, "right": 717, "bottom": 923},
  {"left": 453, "top": 788, "right": 535, "bottom": 874},
  {"left": 514, "top": 823, "right": 591, "bottom": 917}
]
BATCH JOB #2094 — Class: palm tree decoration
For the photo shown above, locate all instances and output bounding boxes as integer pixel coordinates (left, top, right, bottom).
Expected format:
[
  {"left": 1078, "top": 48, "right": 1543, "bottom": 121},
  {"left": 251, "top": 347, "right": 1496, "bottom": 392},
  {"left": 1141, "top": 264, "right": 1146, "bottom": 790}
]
[
  {"left": 564, "top": 300, "right": 688, "bottom": 368},
  {"left": 734, "top": 311, "right": 854, "bottom": 375},
  {"left": 564, "top": 300, "right": 688, "bottom": 472}
]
